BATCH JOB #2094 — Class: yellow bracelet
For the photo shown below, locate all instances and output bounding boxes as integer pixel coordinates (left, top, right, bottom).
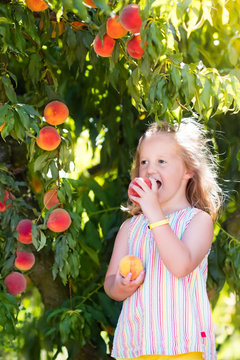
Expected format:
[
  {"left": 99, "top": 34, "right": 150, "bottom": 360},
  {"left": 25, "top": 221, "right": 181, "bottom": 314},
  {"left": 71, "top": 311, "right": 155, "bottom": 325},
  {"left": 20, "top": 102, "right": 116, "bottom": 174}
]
[{"left": 148, "top": 219, "right": 169, "bottom": 229}]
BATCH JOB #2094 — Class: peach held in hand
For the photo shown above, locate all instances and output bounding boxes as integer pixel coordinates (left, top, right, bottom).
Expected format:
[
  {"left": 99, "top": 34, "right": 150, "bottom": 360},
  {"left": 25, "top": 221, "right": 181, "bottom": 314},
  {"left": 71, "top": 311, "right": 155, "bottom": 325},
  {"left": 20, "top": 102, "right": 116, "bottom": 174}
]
[
  {"left": 36, "top": 126, "right": 61, "bottom": 151},
  {"left": 119, "top": 255, "right": 144, "bottom": 280},
  {"left": 15, "top": 251, "right": 35, "bottom": 271},
  {"left": 16, "top": 219, "right": 33, "bottom": 244},
  {"left": 120, "top": 4, "right": 142, "bottom": 34},
  {"left": 4, "top": 272, "right": 27, "bottom": 296},
  {"left": 128, "top": 177, "right": 152, "bottom": 204},
  {"left": 47, "top": 208, "right": 71, "bottom": 232},
  {"left": 44, "top": 101, "right": 69, "bottom": 125}
]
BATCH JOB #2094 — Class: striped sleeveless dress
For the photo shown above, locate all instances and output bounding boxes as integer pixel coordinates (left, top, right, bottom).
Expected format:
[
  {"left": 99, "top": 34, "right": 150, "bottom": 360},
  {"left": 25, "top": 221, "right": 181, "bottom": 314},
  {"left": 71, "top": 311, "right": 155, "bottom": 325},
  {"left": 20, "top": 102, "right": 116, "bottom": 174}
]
[{"left": 111, "top": 207, "right": 216, "bottom": 360}]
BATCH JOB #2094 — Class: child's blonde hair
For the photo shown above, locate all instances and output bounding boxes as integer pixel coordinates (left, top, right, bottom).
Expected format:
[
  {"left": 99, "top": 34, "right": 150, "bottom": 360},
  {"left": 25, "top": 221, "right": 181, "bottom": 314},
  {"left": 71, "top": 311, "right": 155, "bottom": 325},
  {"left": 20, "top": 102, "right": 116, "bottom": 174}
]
[{"left": 128, "top": 118, "right": 223, "bottom": 221}]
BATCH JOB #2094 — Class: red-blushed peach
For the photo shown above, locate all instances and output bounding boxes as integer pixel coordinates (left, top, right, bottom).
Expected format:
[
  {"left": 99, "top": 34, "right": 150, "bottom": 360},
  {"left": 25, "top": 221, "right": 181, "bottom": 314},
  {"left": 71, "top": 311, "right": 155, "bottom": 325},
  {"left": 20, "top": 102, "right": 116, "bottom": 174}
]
[
  {"left": 43, "top": 187, "right": 60, "bottom": 209},
  {"left": 106, "top": 16, "right": 128, "bottom": 39},
  {"left": 15, "top": 251, "right": 35, "bottom": 271},
  {"left": 47, "top": 208, "right": 71, "bottom": 232},
  {"left": 83, "top": 0, "right": 97, "bottom": 8},
  {"left": 120, "top": 4, "right": 142, "bottom": 34},
  {"left": 93, "top": 34, "right": 115, "bottom": 57},
  {"left": 25, "top": 0, "right": 48, "bottom": 11},
  {"left": 51, "top": 21, "right": 65, "bottom": 38},
  {"left": 127, "top": 35, "right": 145, "bottom": 59},
  {"left": 44, "top": 101, "right": 69, "bottom": 125},
  {"left": 128, "top": 177, "right": 152, "bottom": 204},
  {"left": 0, "top": 190, "right": 14, "bottom": 212},
  {"left": 0, "top": 122, "right": 5, "bottom": 131},
  {"left": 30, "top": 177, "right": 43, "bottom": 194},
  {"left": 36, "top": 126, "right": 61, "bottom": 151},
  {"left": 70, "top": 21, "right": 88, "bottom": 31},
  {"left": 4, "top": 272, "right": 27, "bottom": 296},
  {"left": 0, "top": 103, "right": 4, "bottom": 131},
  {"left": 119, "top": 255, "right": 144, "bottom": 280},
  {"left": 16, "top": 219, "right": 33, "bottom": 244}
]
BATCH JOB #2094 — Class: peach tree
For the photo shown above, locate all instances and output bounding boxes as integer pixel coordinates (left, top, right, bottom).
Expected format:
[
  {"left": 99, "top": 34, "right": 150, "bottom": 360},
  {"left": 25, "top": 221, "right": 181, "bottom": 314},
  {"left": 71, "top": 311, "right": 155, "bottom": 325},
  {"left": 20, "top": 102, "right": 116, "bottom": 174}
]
[{"left": 0, "top": 0, "right": 240, "bottom": 359}]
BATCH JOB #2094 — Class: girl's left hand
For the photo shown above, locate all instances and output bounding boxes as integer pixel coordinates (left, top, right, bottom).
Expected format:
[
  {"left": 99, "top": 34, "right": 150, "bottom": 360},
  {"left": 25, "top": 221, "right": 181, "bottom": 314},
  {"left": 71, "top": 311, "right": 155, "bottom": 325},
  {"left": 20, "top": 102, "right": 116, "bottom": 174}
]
[{"left": 129, "top": 178, "right": 163, "bottom": 219}]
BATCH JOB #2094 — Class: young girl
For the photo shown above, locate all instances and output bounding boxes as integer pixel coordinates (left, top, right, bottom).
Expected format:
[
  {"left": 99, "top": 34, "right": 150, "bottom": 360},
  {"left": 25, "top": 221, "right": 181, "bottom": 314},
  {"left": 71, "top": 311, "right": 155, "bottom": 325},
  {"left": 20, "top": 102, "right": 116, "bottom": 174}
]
[{"left": 104, "top": 118, "right": 223, "bottom": 360}]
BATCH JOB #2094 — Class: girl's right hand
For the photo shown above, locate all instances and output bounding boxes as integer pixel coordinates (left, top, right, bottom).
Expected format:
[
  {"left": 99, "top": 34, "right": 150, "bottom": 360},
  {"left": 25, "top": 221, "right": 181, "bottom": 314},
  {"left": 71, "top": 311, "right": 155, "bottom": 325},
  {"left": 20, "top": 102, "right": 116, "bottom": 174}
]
[{"left": 116, "top": 268, "right": 145, "bottom": 296}]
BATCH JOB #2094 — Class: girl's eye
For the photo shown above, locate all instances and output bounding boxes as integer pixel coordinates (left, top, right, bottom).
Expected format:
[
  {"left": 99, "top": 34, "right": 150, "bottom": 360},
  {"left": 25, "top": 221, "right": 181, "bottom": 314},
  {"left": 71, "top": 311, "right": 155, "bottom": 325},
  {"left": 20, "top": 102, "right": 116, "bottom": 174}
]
[
  {"left": 158, "top": 159, "right": 166, "bottom": 164},
  {"left": 140, "top": 160, "right": 147, "bottom": 165}
]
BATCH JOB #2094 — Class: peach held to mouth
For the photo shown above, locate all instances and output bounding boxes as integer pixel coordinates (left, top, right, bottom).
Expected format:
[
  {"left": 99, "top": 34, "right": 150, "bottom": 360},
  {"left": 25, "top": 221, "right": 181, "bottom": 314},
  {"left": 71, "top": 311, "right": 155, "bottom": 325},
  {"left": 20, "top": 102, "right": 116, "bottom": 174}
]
[{"left": 128, "top": 177, "right": 152, "bottom": 204}]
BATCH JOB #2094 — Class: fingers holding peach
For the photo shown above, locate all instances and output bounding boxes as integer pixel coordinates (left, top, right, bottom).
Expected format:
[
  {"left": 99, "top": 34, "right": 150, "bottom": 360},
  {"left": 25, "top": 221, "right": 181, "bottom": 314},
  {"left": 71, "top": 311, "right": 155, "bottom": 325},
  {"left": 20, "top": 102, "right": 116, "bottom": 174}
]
[
  {"left": 128, "top": 177, "right": 152, "bottom": 204},
  {"left": 119, "top": 255, "right": 144, "bottom": 280}
]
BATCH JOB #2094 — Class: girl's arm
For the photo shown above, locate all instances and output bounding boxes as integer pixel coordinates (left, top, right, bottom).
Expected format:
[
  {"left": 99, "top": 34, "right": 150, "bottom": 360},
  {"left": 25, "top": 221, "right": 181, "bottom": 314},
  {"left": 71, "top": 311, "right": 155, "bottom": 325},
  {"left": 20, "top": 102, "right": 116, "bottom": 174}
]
[
  {"left": 149, "top": 210, "right": 213, "bottom": 277},
  {"left": 104, "top": 218, "right": 145, "bottom": 301},
  {"left": 130, "top": 179, "right": 213, "bottom": 278}
]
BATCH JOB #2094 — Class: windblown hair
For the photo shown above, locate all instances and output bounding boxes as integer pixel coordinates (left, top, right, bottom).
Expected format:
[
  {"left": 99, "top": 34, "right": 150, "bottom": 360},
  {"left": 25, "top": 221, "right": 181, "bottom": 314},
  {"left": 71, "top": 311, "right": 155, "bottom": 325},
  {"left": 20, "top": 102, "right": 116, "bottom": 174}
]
[{"left": 128, "top": 118, "right": 223, "bottom": 221}]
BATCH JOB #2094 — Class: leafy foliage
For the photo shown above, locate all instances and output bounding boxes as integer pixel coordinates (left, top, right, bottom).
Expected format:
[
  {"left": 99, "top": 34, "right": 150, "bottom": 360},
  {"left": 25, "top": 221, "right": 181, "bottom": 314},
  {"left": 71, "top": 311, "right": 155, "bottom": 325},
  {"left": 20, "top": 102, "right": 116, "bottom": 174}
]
[{"left": 0, "top": 0, "right": 240, "bottom": 358}]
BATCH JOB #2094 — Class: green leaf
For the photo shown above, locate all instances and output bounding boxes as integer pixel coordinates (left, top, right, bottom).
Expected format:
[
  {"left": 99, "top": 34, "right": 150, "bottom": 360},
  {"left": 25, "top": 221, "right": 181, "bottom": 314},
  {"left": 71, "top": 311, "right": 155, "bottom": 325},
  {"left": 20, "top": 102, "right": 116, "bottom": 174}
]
[
  {"left": 92, "top": 0, "right": 110, "bottom": 13},
  {"left": 89, "top": 178, "right": 107, "bottom": 204},
  {"left": 68, "top": 252, "right": 80, "bottom": 278},
  {"left": 15, "top": 106, "right": 30, "bottom": 130},
  {"left": 50, "top": 161, "right": 59, "bottom": 179},
  {"left": 14, "top": 112, "right": 25, "bottom": 141},
  {"left": 0, "top": 17, "right": 14, "bottom": 25},
  {"left": 2, "top": 76, "right": 17, "bottom": 104},
  {"left": 61, "top": 179, "right": 72, "bottom": 202},
  {"left": 28, "top": 54, "right": 42, "bottom": 85},
  {"left": 21, "top": 104, "right": 41, "bottom": 117},
  {"left": 38, "top": 231, "right": 47, "bottom": 251},
  {"left": 71, "top": 0, "right": 90, "bottom": 20},
  {"left": 34, "top": 153, "right": 52, "bottom": 172},
  {"left": 181, "top": 65, "right": 196, "bottom": 103},
  {"left": 0, "top": 103, "right": 10, "bottom": 123},
  {"left": 85, "top": 221, "right": 101, "bottom": 250},
  {"left": 170, "top": 64, "right": 181, "bottom": 89},
  {"left": 0, "top": 109, "right": 15, "bottom": 139},
  {"left": 79, "top": 237, "right": 100, "bottom": 266}
]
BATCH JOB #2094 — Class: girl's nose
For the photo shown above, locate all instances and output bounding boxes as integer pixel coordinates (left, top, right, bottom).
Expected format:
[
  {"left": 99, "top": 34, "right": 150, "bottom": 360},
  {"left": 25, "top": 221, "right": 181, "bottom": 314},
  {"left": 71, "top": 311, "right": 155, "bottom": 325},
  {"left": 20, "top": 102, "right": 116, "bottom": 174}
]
[{"left": 146, "top": 163, "right": 157, "bottom": 175}]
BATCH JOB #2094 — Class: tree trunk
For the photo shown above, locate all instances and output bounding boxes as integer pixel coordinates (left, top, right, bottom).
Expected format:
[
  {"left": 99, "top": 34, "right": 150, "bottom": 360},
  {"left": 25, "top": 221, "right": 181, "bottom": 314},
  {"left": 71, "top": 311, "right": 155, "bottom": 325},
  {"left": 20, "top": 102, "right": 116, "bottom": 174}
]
[{"left": 29, "top": 250, "right": 68, "bottom": 310}]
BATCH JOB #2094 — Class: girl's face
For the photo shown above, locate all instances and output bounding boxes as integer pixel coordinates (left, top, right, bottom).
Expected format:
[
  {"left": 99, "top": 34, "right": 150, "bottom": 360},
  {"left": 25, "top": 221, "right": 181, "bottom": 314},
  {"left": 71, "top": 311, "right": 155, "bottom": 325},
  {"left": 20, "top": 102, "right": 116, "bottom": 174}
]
[{"left": 138, "top": 133, "right": 193, "bottom": 210}]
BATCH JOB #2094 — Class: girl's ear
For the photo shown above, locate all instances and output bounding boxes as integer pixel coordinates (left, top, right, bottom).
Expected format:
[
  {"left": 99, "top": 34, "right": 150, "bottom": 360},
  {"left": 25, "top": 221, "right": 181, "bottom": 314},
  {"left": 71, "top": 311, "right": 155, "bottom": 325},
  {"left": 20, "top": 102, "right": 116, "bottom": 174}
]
[{"left": 184, "top": 168, "right": 194, "bottom": 180}]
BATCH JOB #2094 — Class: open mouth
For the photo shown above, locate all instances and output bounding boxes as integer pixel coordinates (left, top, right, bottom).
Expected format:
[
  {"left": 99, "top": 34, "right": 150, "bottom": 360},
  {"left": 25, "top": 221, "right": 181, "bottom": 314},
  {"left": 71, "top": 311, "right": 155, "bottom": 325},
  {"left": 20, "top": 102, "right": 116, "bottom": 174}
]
[{"left": 156, "top": 180, "right": 162, "bottom": 189}]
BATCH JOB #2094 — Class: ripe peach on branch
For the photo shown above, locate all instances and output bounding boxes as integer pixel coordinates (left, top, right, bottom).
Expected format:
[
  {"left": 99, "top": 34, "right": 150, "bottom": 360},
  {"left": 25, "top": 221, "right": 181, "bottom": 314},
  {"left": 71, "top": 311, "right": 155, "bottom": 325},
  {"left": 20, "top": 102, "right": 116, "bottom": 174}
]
[
  {"left": 25, "top": 0, "right": 48, "bottom": 12},
  {"left": 70, "top": 21, "right": 88, "bottom": 31},
  {"left": 15, "top": 251, "right": 35, "bottom": 271},
  {"left": 44, "top": 101, "right": 69, "bottom": 125},
  {"left": 47, "top": 208, "right": 71, "bottom": 232},
  {"left": 120, "top": 4, "right": 142, "bottom": 34},
  {"left": 127, "top": 35, "right": 145, "bottom": 59},
  {"left": 0, "top": 122, "right": 5, "bottom": 131},
  {"left": 93, "top": 34, "right": 115, "bottom": 57},
  {"left": 4, "top": 272, "right": 27, "bottom": 296},
  {"left": 30, "top": 177, "right": 43, "bottom": 194},
  {"left": 16, "top": 219, "right": 33, "bottom": 244},
  {"left": 83, "top": 0, "right": 97, "bottom": 8},
  {"left": 119, "top": 255, "right": 144, "bottom": 280},
  {"left": 43, "top": 187, "right": 60, "bottom": 210},
  {"left": 51, "top": 21, "right": 65, "bottom": 38},
  {"left": 106, "top": 16, "right": 128, "bottom": 39},
  {"left": 36, "top": 126, "right": 61, "bottom": 151},
  {"left": 0, "top": 190, "right": 14, "bottom": 212}
]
